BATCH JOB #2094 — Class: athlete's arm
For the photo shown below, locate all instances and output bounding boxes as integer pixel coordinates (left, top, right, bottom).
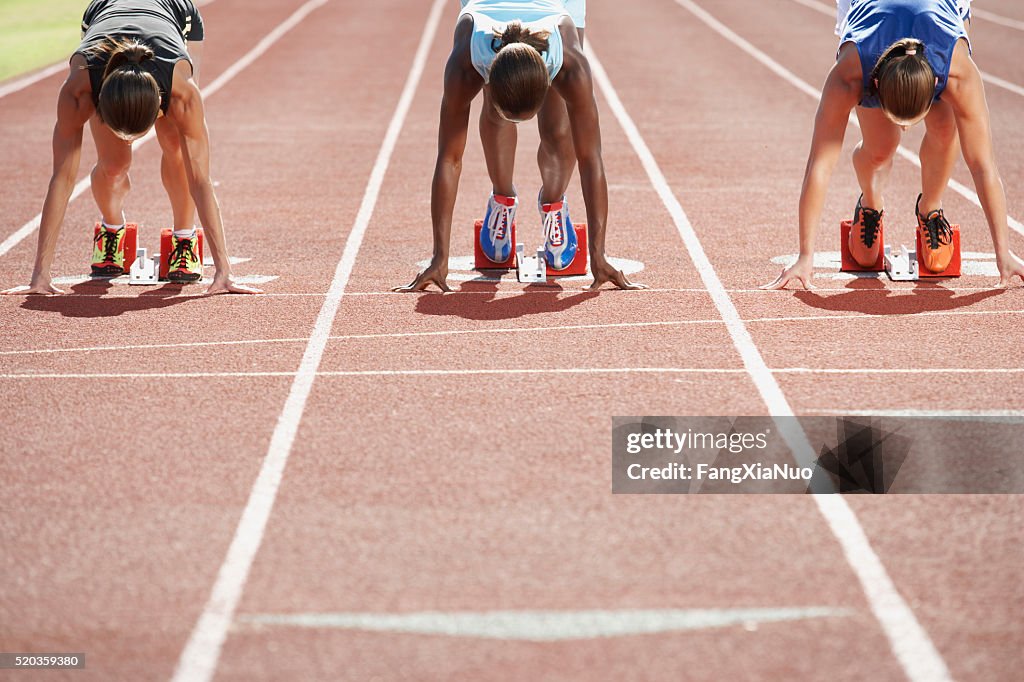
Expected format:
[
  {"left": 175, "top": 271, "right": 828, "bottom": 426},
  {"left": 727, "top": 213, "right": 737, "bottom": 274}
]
[
  {"left": 945, "top": 42, "right": 1024, "bottom": 286},
  {"left": 763, "top": 45, "right": 861, "bottom": 290},
  {"left": 167, "top": 62, "right": 259, "bottom": 294},
  {"left": 395, "top": 15, "right": 482, "bottom": 293},
  {"left": 554, "top": 21, "right": 644, "bottom": 290},
  {"left": 3, "top": 60, "right": 91, "bottom": 295}
]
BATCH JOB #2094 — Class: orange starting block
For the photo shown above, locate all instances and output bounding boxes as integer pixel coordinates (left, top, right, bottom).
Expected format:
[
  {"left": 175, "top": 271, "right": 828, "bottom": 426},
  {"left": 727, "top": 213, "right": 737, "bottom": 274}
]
[
  {"left": 473, "top": 219, "right": 517, "bottom": 270},
  {"left": 158, "top": 227, "right": 205, "bottom": 280},
  {"left": 915, "top": 223, "right": 961, "bottom": 277},
  {"left": 839, "top": 219, "right": 885, "bottom": 272},
  {"left": 841, "top": 219, "right": 960, "bottom": 279},
  {"left": 93, "top": 222, "right": 138, "bottom": 271}
]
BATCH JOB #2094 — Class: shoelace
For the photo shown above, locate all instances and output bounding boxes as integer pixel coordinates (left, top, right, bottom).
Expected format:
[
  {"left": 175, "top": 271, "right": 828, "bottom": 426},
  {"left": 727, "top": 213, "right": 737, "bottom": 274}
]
[
  {"left": 167, "top": 237, "right": 197, "bottom": 269},
  {"left": 859, "top": 209, "right": 881, "bottom": 248},
  {"left": 94, "top": 229, "right": 120, "bottom": 262},
  {"left": 490, "top": 206, "right": 511, "bottom": 241},
  {"left": 920, "top": 210, "right": 953, "bottom": 250},
  {"left": 543, "top": 209, "right": 563, "bottom": 247}
]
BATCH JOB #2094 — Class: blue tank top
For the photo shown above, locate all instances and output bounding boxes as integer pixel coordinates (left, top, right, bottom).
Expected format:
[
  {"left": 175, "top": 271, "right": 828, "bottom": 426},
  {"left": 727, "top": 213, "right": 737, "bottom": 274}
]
[
  {"left": 459, "top": 0, "right": 569, "bottom": 83},
  {"left": 839, "top": 0, "right": 969, "bottom": 108}
]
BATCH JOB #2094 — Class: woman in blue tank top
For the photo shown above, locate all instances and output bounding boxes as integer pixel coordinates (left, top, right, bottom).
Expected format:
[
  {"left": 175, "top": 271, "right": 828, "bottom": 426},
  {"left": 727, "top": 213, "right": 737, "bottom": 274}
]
[
  {"left": 2, "top": 0, "right": 258, "bottom": 296},
  {"left": 395, "top": 0, "right": 645, "bottom": 292},
  {"left": 765, "top": 0, "right": 1024, "bottom": 289}
]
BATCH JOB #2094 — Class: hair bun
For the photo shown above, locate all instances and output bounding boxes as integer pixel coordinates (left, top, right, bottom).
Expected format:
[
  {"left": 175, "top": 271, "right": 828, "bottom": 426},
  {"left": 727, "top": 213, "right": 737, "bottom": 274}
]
[{"left": 493, "top": 20, "right": 551, "bottom": 54}]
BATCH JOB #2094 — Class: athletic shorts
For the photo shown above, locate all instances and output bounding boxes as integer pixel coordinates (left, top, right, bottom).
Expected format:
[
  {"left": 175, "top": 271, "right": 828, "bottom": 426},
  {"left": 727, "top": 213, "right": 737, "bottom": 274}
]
[
  {"left": 835, "top": 0, "right": 970, "bottom": 35},
  {"left": 460, "top": 1, "right": 586, "bottom": 29}
]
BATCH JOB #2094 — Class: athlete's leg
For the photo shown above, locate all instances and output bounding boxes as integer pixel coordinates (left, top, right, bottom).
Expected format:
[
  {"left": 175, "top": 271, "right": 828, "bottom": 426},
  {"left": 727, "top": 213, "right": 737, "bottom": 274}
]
[
  {"left": 89, "top": 116, "right": 133, "bottom": 224},
  {"left": 479, "top": 87, "right": 517, "bottom": 197},
  {"left": 155, "top": 116, "right": 196, "bottom": 232},
  {"left": 536, "top": 28, "right": 583, "bottom": 204},
  {"left": 918, "top": 98, "right": 959, "bottom": 214},
  {"left": 852, "top": 106, "right": 901, "bottom": 210}
]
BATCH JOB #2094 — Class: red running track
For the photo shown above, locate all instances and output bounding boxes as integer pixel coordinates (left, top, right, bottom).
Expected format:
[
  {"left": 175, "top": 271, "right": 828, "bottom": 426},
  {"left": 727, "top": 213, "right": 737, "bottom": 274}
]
[{"left": 0, "top": 0, "right": 1022, "bottom": 680}]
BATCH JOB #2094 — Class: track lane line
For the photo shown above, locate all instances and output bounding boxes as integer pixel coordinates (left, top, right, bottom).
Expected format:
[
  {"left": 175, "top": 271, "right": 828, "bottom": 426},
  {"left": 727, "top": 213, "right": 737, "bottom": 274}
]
[
  {"left": 3, "top": 306, "right": 1022, "bottom": 357},
  {"left": 790, "top": 0, "right": 1024, "bottom": 98},
  {"left": 971, "top": 7, "right": 1024, "bottom": 31},
  {"left": 670, "top": 0, "right": 1024, "bottom": 239},
  {"left": 0, "top": 0, "right": 325, "bottom": 260},
  {"left": 170, "top": 0, "right": 447, "bottom": 678},
  {"left": 586, "top": 25, "right": 954, "bottom": 682}
]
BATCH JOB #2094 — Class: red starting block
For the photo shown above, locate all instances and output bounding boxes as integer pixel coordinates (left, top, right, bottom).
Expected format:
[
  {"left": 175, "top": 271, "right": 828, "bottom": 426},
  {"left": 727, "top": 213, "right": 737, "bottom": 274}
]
[
  {"left": 93, "top": 222, "right": 138, "bottom": 271},
  {"left": 916, "top": 223, "right": 961, "bottom": 277},
  {"left": 473, "top": 219, "right": 589, "bottom": 276},
  {"left": 549, "top": 222, "right": 588, "bottom": 277},
  {"left": 473, "top": 219, "right": 517, "bottom": 270},
  {"left": 158, "top": 227, "right": 205, "bottom": 280},
  {"left": 840, "top": 219, "right": 885, "bottom": 272}
]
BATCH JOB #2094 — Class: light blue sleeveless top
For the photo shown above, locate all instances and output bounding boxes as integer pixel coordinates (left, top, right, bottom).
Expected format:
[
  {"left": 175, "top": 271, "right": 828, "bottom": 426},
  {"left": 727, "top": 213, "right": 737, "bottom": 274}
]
[
  {"left": 839, "top": 0, "right": 969, "bottom": 108},
  {"left": 459, "top": 0, "right": 569, "bottom": 83}
]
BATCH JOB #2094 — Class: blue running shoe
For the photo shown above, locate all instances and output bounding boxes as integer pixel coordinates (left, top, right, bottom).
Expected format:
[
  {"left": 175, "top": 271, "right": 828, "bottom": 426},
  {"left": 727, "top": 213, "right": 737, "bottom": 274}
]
[
  {"left": 480, "top": 193, "right": 517, "bottom": 263},
  {"left": 539, "top": 194, "right": 577, "bottom": 270}
]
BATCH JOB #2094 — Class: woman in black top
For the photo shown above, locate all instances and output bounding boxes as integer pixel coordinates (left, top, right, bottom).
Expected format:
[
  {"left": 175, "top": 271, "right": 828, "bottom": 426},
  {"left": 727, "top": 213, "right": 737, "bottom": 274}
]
[{"left": 3, "top": 0, "right": 257, "bottom": 294}]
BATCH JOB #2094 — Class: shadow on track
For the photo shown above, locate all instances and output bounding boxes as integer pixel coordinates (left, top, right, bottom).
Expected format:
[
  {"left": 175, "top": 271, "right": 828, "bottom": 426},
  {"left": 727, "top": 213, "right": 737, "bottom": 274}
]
[
  {"left": 413, "top": 279, "right": 600, "bottom": 321},
  {"left": 19, "top": 279, "right": 205, "bottom": 318},
  {"left": 793, "top": 276, "right": 1006, "bottom": 315}
]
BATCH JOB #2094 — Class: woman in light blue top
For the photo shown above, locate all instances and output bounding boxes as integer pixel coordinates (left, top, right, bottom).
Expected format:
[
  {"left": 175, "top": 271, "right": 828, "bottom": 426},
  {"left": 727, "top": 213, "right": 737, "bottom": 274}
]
[
  {"left": 765, "top": 0, "right": 1024, "bottom": 289},
  {"left": 396, "top": 0, "right": 644, "bottom": 292}
]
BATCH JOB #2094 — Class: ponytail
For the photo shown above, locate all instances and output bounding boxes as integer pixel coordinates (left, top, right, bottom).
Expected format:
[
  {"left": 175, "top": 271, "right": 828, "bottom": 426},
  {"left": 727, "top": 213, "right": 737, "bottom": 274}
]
[
  {"left": 88, "top": 38, "right": 161, "bottom": 137},
  {"left": 493, "top": 20, "right": 551, "bottom": 54},
  {"left": 870, "top": 38, "right": 935, "bottom": 123}
]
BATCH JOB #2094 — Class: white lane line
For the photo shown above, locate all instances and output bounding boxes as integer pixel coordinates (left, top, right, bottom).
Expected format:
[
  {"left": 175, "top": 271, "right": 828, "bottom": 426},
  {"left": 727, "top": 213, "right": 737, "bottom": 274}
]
[
  {"left": 236, "top": 607, "right": 853, "bottom": 640},
  {"left": 588, "top": 16, "right": 954, "bottom": 682},
  {"left": 672, "top": 0, "right": 1024, "bottom": 239},
  {"left": 170, "top": 0, "right": 447, "bottom": 679},
  {"left": 3, "top": 306, "right": 1022, "bottom": 357},
  {"left": 971, "top": 7, "right": 1024, "bottom": 31},
  {"left": 0, "top": 0, "right": 323, "bottom": 260},
  {"left": 0, "top": 368, "right": 748, "bottom": 380},
  {"left": 0, "top": 63, "right": 67, "bottom": 99},
  {"left": 3, "top": 366, "right": 1023, "bottom": 380},
  {"left": 790, "top": 0, "right": 1024, "bottom": 98},
  {"left": 804, "top": 408, "right": 1024, "bottom": 421}
]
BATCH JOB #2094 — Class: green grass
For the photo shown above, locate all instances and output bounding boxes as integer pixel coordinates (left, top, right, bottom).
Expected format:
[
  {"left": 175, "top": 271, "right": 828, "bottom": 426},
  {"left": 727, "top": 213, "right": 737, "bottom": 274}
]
[{"left": 0, "top": 0, "right": 87, "bottom": 83}]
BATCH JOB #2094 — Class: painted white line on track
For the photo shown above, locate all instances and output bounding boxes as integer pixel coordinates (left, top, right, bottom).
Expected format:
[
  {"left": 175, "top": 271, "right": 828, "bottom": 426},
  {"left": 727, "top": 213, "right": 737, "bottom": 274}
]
[
  {"left": 673, "top": 0, "right": 1024, "bottom": 240},
  {"left": 170, "top": 0, "right": 447, "bottom": 679},
  {"left": 971, "top": 7, "right": 1024, "bottom": 31},
  {"left": 236, "top": 607, "right": 853, "bottom": 640},
  {"left": 2, "top": 366, "right": 1023, "bottom": 380},
  {"left": 589, "top": 11, "right": 955, "bottom": 679},
  {"left": 3, "top": 306, "right": 1022, "bottom": 357},
  {"left": 804, "top": 408, "right": 1024, "bottom": 421},
  {"left": 0, "top": 0, "right": 308, "bottom": 260},
  {"left": 790, "top": 0, "right": 1024, "bottom": 98},
  {"left": 0, "top": 63, "right": 67, "bottom": 100}
]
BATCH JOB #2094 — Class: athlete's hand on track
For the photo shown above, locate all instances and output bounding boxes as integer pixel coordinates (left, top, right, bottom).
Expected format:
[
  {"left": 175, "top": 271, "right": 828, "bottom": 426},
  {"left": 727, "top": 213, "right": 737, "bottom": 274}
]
[
  {"left": 997, "top": 251, "right": 1024, "bottom": 288},
  {"left": 761, "top": 255, "right": 815, "bottom": 290},
  {"left": 206, "top": 275, "right": 261, "bottom": 295},
  {"left": 1, "top": 279, "right": 65, "bottom": 295},
  {"left": 393, "top": 258, "right": 451, "bottom": 293},
  {"left": 588, "top": 256, "right": 647, "bottom": 290}
]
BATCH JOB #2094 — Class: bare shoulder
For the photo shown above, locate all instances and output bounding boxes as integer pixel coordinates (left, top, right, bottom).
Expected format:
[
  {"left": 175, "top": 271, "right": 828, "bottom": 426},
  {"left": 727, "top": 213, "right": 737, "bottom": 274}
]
[
  {"left": 58, "top": 54, "right": 95, "bottom": 124},
  {"left": 168, "top": 65, "right": 202, "bottom": 124},
  {"left": 944, "top": 38, "right": 976, "bottom": 96},
  {"left": 832, "top": 42, "right": 864, "bottom": 94}
]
